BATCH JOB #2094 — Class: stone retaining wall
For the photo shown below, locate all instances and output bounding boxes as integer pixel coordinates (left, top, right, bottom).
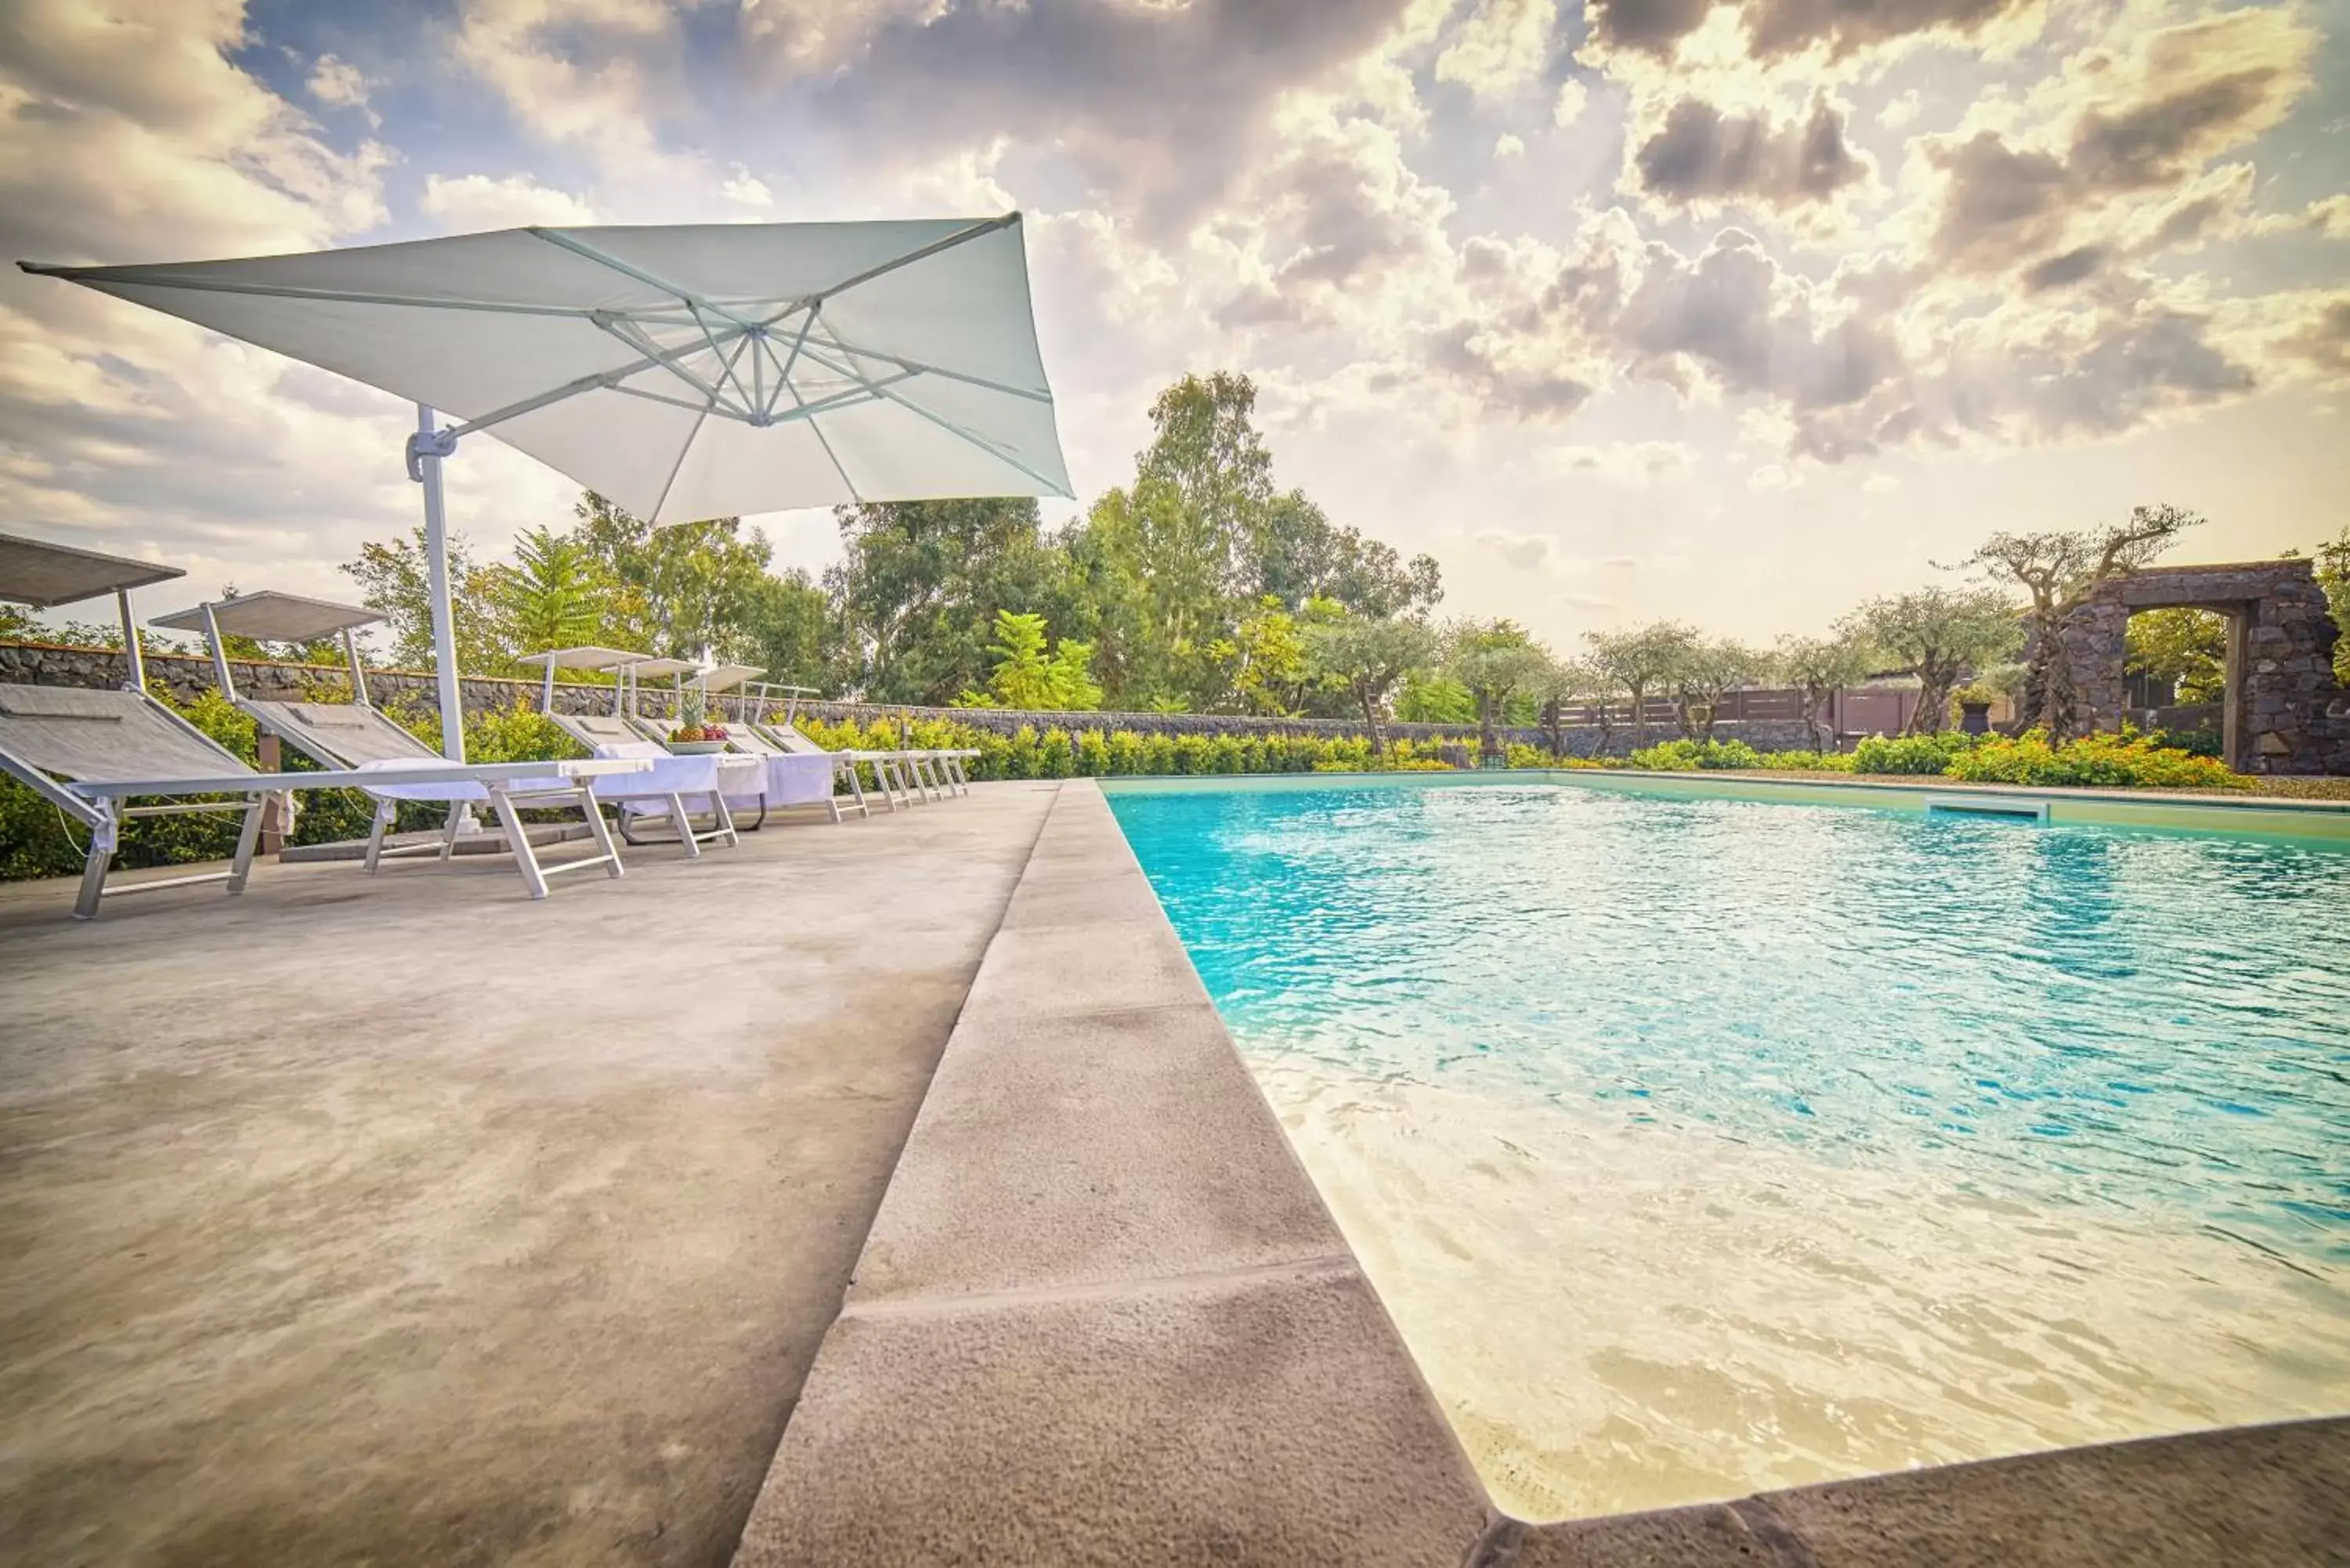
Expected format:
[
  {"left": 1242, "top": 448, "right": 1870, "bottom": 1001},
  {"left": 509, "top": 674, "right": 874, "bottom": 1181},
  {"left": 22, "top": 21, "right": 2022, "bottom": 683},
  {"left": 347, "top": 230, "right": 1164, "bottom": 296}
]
[{"left": 0, "top": 640, "right": 1820, "bottom": 758}]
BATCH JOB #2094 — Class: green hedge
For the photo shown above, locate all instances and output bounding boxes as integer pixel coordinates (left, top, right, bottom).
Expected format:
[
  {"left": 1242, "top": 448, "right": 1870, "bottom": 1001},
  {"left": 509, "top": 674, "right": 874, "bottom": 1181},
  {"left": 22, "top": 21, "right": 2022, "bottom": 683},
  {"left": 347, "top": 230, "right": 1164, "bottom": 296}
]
[{"left": 793, "top": 715, "right": 1477, "bottom": 780}]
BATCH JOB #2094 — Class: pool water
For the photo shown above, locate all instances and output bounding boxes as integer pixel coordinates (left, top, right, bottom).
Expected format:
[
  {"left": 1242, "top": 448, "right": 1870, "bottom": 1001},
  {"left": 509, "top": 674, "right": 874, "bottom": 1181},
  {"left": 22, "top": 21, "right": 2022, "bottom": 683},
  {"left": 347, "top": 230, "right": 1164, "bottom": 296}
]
[{"left": 1106, "top": 780, "right": 2350, "bottom": 1519}]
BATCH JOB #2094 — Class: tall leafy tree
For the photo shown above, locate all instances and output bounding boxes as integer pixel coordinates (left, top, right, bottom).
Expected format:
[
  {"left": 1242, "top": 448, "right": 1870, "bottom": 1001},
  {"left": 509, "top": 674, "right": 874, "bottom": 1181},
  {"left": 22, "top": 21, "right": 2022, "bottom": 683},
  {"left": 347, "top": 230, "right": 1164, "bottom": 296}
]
[
  {"left": 1843, "top": 588, "right": 2021, "bottom": 735},
  {"left": 571, "top": 493, "right": 772, "bottom": 661},
  {"left": 825, "top": 496, "right": 1067, "bottom": 703},
  {"left": 1955, "top": 504, "right": 2199, "bottom": 738},
  {"left": 735, "top": 568, "right": 837, "bottom": 691},
  {"left": 340, "top": 524, "right": 510, "bottom": 673}
]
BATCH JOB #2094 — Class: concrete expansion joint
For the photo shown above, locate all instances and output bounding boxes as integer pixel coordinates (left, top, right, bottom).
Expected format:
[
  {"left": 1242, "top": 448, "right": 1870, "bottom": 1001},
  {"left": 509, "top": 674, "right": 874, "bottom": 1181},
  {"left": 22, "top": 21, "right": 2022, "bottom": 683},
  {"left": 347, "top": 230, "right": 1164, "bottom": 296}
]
[{"left": 840, "top": 1252, "right": 1361, "bottom": 1322}]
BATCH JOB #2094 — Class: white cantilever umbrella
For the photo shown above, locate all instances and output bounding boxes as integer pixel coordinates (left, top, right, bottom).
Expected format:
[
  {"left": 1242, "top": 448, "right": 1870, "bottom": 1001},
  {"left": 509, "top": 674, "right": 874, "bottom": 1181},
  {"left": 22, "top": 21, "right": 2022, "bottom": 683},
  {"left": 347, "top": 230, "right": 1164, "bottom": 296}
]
[{"left": 20, "top": 215, "right": 1070, "bottom": 762}]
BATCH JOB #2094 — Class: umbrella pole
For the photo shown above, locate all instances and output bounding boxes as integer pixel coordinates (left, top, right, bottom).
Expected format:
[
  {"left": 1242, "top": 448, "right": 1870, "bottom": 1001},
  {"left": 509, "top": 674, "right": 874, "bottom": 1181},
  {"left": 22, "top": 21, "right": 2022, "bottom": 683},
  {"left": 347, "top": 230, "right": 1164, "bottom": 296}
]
[{"left": 412, "top": 404, "right": 468, "bottom": 767}]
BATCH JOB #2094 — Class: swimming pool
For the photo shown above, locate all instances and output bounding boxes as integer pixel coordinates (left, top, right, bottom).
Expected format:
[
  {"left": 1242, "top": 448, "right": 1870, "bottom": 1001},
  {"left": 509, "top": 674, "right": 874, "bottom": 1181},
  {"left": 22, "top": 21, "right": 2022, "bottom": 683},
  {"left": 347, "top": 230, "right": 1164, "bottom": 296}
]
[{"left": 1104, "top": 777, "right": 2350, "bottom": 1520}]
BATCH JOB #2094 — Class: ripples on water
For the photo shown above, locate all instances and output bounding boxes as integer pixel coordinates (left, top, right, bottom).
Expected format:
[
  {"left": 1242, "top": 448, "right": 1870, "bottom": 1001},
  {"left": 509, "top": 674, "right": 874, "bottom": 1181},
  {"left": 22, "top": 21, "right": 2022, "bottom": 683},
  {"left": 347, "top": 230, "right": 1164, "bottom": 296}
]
[{"left": 1108, "top": 782, "right": 2350, "bottom": 1518}]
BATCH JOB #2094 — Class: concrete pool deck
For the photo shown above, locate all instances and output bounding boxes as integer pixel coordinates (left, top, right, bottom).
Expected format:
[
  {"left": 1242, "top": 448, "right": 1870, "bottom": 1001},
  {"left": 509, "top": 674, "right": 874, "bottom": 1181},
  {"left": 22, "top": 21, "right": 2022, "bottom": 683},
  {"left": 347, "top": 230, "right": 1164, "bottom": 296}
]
[
  {"left": 2, "top": 776, "right": 2344, "bottom": 1565},
  {"left": 0, "top": 782, "right": 1061, "bottom": 1566}
]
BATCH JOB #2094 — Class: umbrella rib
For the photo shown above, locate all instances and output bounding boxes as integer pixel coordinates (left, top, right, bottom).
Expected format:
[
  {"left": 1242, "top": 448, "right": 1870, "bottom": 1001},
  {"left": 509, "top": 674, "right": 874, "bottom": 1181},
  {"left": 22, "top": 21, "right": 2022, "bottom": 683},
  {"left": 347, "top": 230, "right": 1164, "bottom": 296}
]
[
  {"left": 757, "top": 212, "right": 1021, "bottom": 320},
  {"left": 526, "top": 228, "right": 758, "bottom": 330},
  {"left": 804, "top": 330, "right": 1051, "bottom": 403},
  {"left": 793, "top": 334, "right": 1068, "bottom": 497},
  {"left": 16, "top": 264, "right": 597, "bottom": 318},
  {"left": 651, "top": 333, "right": 754, "bottom": 522}
]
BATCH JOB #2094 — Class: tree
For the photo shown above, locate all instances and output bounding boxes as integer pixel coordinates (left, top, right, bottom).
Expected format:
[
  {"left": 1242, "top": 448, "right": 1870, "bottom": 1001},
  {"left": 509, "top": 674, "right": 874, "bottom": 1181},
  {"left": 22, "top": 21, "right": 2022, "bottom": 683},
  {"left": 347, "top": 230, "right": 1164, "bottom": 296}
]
[
  {"left": 1445, "top": 618, "right": 1552, "bottom": 760},
  {"left": 2125, "top": 607, "right": 2226, "bottom": 705},
  {"left": 1213, "top": 594, "right": 1311, "bottom": 716},
  {"left": 1776, "top": 630, "right": 1876, "bottom": 750},
  {"left": 1394, "top": 670, "right": 1476, "bottom": 724},
  {"left": 1843, "top": 587, "right": 2021, "bottom": 735},
  {"left": 493, "top": 526, "right": 609, "bottom": 657},
  {"left": 1525, "top": 654, "right": 1607, "bottom": 757},
  {"left": 825, "top": 497, "right": 1068, "bottom": 703},
  {"left": 735, "top": 568, "right": 837, "bottom": 691},
  {"left": 1583, "top": 621, "right": 1700, "bottom": 750},
  {"left": 1671, "top": 638, "right": 1771, "bottom": 739},
  {"left": 1300, "top": 609, "right": 1439, "bottom": 753},
  {"left": 1956, "top": 504, "right": 2200, "bottom": 738},
  {"left": 341, "top": 524, "right": 509, "bottom": 673},
  {"left": 571, "top": 493, "right": 771, "bottom": 661},
  {"left": 1253, "top": 490, "right": 1443, "bottom": 618},
  {"left": 964, "top": 610, "right": 1102, "bottom": 710}
]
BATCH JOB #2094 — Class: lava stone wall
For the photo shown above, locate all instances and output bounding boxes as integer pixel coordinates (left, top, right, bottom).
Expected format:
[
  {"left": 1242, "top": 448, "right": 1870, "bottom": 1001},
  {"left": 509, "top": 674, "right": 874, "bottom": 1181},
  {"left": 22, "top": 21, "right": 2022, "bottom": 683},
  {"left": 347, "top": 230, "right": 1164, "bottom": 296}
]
[{"left": 2061, "top": 562, "right": 2350, "bottom": 775}]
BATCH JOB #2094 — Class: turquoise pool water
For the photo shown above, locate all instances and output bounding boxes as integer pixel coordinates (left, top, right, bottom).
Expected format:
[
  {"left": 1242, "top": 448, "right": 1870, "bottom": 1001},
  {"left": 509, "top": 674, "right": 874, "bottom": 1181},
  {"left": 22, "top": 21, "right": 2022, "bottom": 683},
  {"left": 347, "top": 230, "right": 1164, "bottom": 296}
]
[{"left": 1107, "top": 779, "right": 2350, "bottom": 1518}]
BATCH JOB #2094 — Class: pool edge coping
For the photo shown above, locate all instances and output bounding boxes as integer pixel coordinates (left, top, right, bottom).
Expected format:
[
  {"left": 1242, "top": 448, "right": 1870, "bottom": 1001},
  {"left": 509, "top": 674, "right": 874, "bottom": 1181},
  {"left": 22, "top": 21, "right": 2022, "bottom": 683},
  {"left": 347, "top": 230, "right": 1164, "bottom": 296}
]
[{"left": 1101, "top": 766, "right": 2350, "bottom": 841}]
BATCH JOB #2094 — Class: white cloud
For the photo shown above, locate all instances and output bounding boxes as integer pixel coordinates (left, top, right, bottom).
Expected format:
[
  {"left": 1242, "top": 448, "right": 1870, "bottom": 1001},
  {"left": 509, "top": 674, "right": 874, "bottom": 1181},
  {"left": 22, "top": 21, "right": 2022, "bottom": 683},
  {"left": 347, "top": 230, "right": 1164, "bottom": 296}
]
[
  {"left": 417, "top": 173, "right": 598, "bottom": 229},
  {"left": 720, "top": 164, "right": 776, "bottom": 211},
  {"left": 1554, "top": 79, "right": 1589, "bottom": 127},
  {"left": 1748, "top": 461, "right": 1791, "bottom": 490},
  {"left": 1495, "top": 132, "right": 1527, "bottom": 158},
  {"left": 1436, "top": 0, "right": 1560, "bottom": 99},
  {"left": 1882, "top": 89, "right": 1922, "bottom": 129},
  {"left": 306, "top": 52, "right": 378, "bottom": 126}
]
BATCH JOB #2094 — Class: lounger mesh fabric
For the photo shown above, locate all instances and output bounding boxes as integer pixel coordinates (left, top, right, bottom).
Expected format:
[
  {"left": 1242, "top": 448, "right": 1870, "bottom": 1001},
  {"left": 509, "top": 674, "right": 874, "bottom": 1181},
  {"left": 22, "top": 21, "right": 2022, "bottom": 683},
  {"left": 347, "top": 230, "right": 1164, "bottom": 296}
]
[
  {"left": 0, "top": 686, "right": 244, "bottom": 782},
  {"left": 240, "top": 699, "right": 443, "bottom": 768}
]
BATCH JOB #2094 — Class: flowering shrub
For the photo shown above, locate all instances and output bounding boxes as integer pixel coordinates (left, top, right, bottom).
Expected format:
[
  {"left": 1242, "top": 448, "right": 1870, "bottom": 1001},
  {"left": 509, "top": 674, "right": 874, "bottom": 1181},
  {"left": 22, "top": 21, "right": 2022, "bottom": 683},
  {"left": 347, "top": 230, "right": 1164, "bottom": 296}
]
[
  {"left": 1850, "top": 731, "right": 1985, "bottom": 775},
  {"left": 1754, "top": 749, "right": 1856, "bottom": 771},
  {"left": 1626, "top": 737, "right": 1765, "bottom": 771},
  {"left": 1944, "top": 728, "right": 2249, "bottom": 790}
]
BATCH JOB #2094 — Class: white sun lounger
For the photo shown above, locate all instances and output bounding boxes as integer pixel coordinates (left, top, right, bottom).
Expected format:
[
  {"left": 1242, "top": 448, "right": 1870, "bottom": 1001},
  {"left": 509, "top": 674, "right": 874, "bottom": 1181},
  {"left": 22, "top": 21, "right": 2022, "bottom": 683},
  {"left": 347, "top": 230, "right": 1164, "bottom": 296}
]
[
  {"left": 2, "top": 540, "right": 643, "bottom": 916},
  {"left": 0, "top": 683, "right": 645, "bottom": 915}
]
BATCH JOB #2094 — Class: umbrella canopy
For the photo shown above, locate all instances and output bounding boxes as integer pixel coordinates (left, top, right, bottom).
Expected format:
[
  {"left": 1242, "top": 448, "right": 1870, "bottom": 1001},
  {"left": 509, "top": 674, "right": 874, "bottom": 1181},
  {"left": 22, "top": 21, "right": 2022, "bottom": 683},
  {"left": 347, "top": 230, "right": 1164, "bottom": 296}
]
[
  {"left": 23, "top": 216, "right": 1070, "bottom": 764},
  {"left": 22, "top": 215, "right": 1070, "bottom": 520}
]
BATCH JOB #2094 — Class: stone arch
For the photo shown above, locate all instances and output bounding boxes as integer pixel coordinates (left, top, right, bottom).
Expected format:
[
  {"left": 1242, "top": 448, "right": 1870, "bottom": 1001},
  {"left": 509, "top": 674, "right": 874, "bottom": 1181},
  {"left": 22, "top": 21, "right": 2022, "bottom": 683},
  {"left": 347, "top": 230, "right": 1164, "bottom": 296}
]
[{"left": 2058, "top": 560, "right": 2349, "bottom": 774}]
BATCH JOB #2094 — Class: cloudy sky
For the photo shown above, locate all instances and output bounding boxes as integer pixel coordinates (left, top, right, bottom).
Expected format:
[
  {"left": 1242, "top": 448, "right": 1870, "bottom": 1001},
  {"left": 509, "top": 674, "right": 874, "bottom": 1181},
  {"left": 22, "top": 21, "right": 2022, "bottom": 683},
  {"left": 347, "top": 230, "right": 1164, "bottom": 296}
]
[{"left": 3, "top": 0, "right": 2346, "bottom": 649}]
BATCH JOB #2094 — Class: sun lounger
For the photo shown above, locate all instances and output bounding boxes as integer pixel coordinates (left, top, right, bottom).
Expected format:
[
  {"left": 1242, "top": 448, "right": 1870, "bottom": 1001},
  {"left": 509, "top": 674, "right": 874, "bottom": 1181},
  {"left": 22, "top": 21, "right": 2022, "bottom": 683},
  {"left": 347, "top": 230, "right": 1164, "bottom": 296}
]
[
  {"left": 540, "top": 710, "right": 755, "bottom": 853},
  {"left": 0, "top": 682, "right": 645, "bottom": 915},
  {"left": 4, "top": 540, "right": 645, "bottom": 916}
]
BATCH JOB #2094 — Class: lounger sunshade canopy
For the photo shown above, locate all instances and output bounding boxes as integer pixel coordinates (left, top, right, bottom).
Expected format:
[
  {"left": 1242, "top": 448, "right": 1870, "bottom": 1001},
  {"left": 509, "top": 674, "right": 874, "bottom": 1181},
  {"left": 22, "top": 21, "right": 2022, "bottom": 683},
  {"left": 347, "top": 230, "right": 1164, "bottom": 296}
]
[
  {"left": 0, "top": 531, "right": 184, "bottom": 609},
  {"left": 151, "top": 590, "right": 382, "bottom": 643},
  {"left": 696, "top": 664, "right": 766, "bottom": 694},
  {"left": 20, "top": 216, "right": 1071, "bottom": 521}
]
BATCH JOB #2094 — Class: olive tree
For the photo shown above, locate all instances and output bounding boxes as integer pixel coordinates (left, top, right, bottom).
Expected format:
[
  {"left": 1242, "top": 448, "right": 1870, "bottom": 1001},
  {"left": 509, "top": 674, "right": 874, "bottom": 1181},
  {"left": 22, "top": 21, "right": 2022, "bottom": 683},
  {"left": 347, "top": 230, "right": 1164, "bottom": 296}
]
[
  {"left": 1954, "top": 504, "right": 2200, "bottom": 738},
  {"left": 1583, "top": 621, "right": 1699, "bottom": 751},
  {"left": 1300, "top": 610, "right": 1439, "bottom": 754},
  {"left": 1843, "top": 589, "right": 2022, "bottom": 735},
  {"left": 1671, "top": 638, "right": 1772, "bottom": 739},
  {"left": 1775, "top": 630, "right": 1877, "bottom": 750},
  {"left": 1444, "top": 619, "right": 1553, "bottom": 761}
]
